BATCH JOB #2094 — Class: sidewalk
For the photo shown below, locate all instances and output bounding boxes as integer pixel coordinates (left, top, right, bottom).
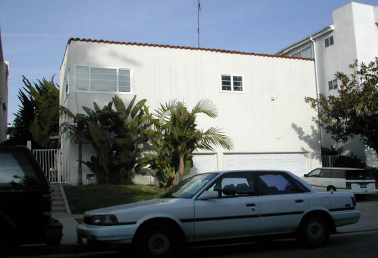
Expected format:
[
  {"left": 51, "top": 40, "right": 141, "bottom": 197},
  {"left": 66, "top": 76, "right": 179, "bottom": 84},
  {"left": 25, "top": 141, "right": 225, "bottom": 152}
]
[{"left": 52, "top": 213, "right": 82, "bottom": 245}]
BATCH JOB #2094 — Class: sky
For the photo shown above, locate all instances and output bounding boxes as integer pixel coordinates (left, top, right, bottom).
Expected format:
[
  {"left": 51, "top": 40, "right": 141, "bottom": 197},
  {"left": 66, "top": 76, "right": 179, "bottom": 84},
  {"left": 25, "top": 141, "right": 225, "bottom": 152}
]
[{"left": 1, "top": 0, "right": 378, "bottom": 122}]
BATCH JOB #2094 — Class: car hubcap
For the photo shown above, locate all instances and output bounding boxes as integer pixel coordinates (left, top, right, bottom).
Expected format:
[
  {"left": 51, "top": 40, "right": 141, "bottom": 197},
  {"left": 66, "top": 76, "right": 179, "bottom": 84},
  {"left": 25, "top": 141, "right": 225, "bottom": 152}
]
[
  {"left": 147, "top": 232, "right": 170, "bottom": 255},
  {"left": 307, "top": 219, "right": 324, "bottom": 242}
]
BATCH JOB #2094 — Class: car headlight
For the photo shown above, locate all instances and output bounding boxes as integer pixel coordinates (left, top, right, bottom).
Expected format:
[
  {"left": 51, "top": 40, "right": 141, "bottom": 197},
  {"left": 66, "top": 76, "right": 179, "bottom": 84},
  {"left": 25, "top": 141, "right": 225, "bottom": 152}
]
[{"left": 87, "top": 214, "right": 118, "bottom": 225}]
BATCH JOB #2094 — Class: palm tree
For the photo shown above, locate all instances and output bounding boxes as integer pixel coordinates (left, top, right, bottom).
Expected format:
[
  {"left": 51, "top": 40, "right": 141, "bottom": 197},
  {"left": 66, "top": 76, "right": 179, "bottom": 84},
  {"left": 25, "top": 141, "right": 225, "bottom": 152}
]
[
  {"left": 59, "top": 107, "right": 88, "bottom": 185},
  {"left": 154, "top": 99, "right": 234, "bottom": 182}
]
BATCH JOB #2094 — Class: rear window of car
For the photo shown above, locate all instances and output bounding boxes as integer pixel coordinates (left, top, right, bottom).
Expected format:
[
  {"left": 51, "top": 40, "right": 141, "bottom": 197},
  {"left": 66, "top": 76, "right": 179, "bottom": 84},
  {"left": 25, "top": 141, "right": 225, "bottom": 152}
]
[
  {"left": 345, "top": 170, "right": 373, "bottom": 180},
  {"left": 0, "top": 152, "right": 41, "bottom": 186}
]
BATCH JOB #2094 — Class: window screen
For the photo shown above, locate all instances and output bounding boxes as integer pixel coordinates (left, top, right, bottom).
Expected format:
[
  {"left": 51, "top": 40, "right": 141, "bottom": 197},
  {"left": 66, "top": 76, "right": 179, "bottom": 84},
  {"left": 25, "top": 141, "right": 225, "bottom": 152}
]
[
  {"left": 233, "top": 76, "right": 243, "bottom": 91},
  {"left": 75, "top": 66, "right": 90, "bottom": 91},
  {"left": 75, "top": 66, "right": 132, "bottom": 93},
  {"left": 221, "top": 75, "right": 231, "bottom": 91},
  {"left": 118, "top": 69, "right": 131, "bottom": 92},
  {"left": 221, "top": 74, "right": 244, "bottom": 92},
  {"left": 90, "top": 67, "right": 117, "bottom": 92}
]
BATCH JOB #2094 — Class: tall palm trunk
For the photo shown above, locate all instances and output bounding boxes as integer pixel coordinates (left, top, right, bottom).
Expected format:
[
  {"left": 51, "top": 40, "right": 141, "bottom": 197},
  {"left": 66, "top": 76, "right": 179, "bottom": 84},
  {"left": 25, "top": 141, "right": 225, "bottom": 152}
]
[
  {"left": 179, "top": 155, "right": 185, "bottom": 182},
  {"left": 77, "top": 141, "right": 83, "bottom": 185}
]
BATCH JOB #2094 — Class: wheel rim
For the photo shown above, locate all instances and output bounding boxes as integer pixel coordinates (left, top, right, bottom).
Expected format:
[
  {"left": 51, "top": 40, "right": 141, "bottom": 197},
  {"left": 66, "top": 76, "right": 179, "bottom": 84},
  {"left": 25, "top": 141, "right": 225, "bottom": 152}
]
[
  {"left": 305, "top": 219, "right": 325, "bottom": 243},
  {"left": 146, "top": 232, "right": 171, "bottom": 256}
]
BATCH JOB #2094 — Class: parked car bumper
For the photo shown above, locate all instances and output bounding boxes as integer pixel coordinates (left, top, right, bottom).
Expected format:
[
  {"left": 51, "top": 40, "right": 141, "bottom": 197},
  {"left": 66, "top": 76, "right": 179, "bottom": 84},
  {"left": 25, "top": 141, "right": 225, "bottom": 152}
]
[
  {"left": 330, "top": 209, "right": 361, "bottom": 227},
  {"left": 352, "top": 189, "right": 378, "bottom": 195},
  {"left": 77, "top": 223, "right": 138, "bottom": 243}
]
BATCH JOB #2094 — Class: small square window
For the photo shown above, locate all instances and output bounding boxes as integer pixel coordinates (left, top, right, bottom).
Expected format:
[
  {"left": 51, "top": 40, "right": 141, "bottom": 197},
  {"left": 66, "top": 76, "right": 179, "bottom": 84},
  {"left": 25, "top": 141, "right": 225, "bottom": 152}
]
[
  {"left": 325, "top": 36, "right": 334, "bottom": 48},
  {"left": 328, "top": 79, "right": 338, "bottom": 90},
  {"left": 221, "top": 74, "right": 244, "bottom": 93}
]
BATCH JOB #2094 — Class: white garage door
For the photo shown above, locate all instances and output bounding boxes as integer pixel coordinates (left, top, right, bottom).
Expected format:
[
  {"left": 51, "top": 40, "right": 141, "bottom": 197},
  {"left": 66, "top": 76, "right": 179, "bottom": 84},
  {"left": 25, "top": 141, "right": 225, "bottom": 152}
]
[
  {"left": 223, "top": 153, "right": 308, "bottom": 177},
  {"left": 185, "top": 154, "right": 216, "bottom": 179}
]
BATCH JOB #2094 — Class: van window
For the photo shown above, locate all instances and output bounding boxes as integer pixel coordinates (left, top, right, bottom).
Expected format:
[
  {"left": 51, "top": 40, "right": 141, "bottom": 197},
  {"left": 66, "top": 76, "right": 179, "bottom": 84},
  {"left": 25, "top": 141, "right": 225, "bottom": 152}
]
[
  {"left": 331, "top": 170, "right": 345, "bottom": 179},
  {"left": 345, "top": 170, "right": 372, "bottom": 180},
  {"left": 319, "top": 169, "right": 330, "bottom": 178},
  {"left": 0, "top": 152, "right": 41, "bottom": 186},
  {"left": 308, "top": 169, "right": 321, "bottom": 177}
]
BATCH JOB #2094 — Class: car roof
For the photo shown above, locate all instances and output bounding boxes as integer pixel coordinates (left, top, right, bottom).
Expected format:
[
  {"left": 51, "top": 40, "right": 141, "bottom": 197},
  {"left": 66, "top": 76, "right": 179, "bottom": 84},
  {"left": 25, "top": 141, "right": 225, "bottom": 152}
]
[
  {"left": 198, "top": 170, "right": 295, "bottom": 175},
  {"left": 319, "top": 167, "right": 365, "bottom": 171},
  {"left": 0, "top": 145, "right": 29, "bottom": 151}
]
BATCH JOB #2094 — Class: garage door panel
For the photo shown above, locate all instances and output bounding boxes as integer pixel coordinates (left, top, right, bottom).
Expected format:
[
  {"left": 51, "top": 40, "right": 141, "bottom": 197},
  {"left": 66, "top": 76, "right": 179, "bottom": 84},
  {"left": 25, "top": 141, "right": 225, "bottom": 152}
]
[
  {"left": 224, "top": 154, "right": 307, "bottom": 177},
  {"left": 186, "top": 155, "right": 216, "bottom": 179}
]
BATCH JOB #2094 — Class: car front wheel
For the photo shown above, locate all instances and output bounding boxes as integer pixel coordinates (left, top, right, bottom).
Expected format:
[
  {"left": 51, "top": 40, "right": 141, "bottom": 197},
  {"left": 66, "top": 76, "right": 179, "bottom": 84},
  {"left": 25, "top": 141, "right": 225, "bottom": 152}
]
[
  {"left": 0, "top": 234, "right": 8, "bottom": 258},
  {"left": 297, "top": 215, "right": 330, "bottom": 248},
  {"left": 136, "top": 223, "right": 179, "bottom": 258}
]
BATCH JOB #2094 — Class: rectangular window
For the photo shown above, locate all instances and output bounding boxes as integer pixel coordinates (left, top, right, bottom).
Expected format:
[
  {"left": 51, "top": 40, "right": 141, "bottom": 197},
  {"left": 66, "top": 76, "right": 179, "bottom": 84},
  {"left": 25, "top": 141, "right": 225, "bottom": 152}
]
[
  {"left": 331, "top": 170, "right": 345, "bottom": 179},
  {"left": 0, "top": 152, "right": 40, "bottom": 186},
  {"left": 64, "top": 69, "right": 69, "bottom": 97},
  {"left": 292, "top": 46, "right": 313, "bottom": 58},
  {"left": 325, "top": 36, "right": 334, "bottom": 48},
  {"left": 221, "top": 74, "right": 244, "bottom": 92},
  {"left": 328, "top": 79, "right": 337, "bottom": 90},
  {"left": 75, "top": 65, "right": 132, "bottom": 93}
]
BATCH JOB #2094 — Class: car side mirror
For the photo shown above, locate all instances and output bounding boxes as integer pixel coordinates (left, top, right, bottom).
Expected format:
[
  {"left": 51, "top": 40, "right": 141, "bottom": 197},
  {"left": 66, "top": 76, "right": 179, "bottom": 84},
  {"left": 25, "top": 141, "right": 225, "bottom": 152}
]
[
  {"left": 198, "top": 191, "right": 219, "bottom": 200},
  {"left": 304, "top": 174, "right": 309, "bottom": 177}
]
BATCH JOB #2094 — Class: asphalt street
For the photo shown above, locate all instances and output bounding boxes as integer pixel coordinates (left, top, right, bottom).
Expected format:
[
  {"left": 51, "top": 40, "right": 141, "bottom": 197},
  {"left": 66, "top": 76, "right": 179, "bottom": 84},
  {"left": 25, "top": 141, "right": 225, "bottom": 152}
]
[{"left": 9, "top": 194, "right": 378, "bottom": 258}]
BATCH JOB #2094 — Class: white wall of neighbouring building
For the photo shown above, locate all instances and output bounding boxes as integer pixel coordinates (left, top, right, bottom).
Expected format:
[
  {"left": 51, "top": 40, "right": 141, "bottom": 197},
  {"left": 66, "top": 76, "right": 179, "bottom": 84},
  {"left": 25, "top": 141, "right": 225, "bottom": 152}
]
[{"left": 277, "top": 2, "right": 378, "bottom": 166}]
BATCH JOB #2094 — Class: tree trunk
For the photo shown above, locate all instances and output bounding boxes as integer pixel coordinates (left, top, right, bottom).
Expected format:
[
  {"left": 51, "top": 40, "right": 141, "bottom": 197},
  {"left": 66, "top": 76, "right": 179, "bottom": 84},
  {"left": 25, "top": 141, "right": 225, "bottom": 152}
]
[
  {"left": 179, "top": 156, "right": 185, "bottom": 182},
  {"left": 77, "top": 142, "right": 83, "bottom": 185}
]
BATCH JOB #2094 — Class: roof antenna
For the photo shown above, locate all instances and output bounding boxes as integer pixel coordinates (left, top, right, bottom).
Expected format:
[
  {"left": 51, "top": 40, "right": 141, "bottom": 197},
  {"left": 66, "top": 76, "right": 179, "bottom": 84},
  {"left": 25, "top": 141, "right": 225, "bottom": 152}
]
[{"left": 197, "top": 0, "right": 201, "bottom": 48}]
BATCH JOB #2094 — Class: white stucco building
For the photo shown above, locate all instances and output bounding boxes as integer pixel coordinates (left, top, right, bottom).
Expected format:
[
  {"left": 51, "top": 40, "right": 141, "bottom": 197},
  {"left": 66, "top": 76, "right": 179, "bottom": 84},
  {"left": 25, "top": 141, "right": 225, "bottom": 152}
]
[
  {"left": 60, "top": 38, "right": 321, "bottom": 185},
  {"left": 0, "top": 26, "right": 9, "bottom": 143},
  {"left": 276, "top": 2, "right": 378, "bottom": 166}
]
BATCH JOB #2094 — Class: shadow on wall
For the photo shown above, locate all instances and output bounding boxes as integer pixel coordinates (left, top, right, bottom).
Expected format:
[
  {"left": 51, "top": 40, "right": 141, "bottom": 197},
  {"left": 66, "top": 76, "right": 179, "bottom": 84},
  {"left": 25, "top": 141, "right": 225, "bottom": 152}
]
[
  {"left": 108, "top": 50, "right": 141, "bottom": 67},
  {"left": 291, "top": 122, "right": 321, "bottom": 160}
]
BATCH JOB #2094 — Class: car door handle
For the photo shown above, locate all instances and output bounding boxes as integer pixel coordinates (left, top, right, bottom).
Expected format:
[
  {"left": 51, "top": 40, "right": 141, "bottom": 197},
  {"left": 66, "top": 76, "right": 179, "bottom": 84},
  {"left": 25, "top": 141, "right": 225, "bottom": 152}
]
[
  {"left": 295, "top": 200, "right": 304, "bottom": 203},
  {"left": 246, "top": 203, "right": 256, "bottom": 207}
]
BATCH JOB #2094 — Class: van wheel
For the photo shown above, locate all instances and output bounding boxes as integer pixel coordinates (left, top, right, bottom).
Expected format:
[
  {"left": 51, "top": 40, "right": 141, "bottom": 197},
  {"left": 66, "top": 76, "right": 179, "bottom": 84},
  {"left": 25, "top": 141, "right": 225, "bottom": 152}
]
[
  {"left": 46, "top": 237, "right": 62, "bottom": 246},
  {"left": 136, "top": 223, "right": 179, "bottom": 258},
  {"left": 297, "top": 215, "right": 330, "bottom": 248},
  {"left": 0, "top": 235, "right": 8, "bottom": 258},
  {"left": 327, "top": 186, "right": 336, "bottom": 192}
]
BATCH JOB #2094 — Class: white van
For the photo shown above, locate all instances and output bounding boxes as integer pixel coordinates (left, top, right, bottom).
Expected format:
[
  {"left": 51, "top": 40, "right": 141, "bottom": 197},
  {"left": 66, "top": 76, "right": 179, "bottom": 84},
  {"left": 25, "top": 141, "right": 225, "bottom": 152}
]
[{"left": 303, "top": 168, "right": 377, "bottom": 196}]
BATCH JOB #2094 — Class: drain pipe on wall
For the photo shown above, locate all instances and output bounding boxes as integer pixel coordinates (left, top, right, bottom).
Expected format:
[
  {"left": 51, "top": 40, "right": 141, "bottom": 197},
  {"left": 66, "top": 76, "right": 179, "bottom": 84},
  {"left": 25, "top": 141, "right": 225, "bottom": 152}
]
[{"left": 310, "top": 36, "right": 324, "bottom": 154}]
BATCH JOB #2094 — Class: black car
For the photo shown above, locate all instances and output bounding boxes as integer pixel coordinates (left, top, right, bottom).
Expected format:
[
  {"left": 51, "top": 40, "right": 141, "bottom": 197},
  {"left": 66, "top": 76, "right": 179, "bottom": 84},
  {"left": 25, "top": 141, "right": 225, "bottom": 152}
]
[{"left": 0, "top": 145, "right": 62, "bottom": 257}]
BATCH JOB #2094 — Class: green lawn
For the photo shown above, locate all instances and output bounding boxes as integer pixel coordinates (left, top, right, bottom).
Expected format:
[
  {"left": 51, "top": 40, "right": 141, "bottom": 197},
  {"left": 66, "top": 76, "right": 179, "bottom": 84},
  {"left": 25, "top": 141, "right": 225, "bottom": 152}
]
[{"left": 63, "top": 185, "right": 166, "bottom": 214}]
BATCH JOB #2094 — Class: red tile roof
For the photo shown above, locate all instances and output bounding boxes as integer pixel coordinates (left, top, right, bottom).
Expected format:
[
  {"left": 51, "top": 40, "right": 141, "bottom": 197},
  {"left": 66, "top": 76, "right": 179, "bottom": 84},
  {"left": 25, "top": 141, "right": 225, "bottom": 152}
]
[{"left": 67, "top": 38, "right": 314, "bottom": 61}]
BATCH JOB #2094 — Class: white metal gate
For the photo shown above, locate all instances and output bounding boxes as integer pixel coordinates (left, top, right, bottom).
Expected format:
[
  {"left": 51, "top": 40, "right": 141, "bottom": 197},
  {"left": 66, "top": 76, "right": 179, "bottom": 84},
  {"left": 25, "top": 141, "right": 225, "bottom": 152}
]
[{"left": 33, "top": 149, "right": 70, "bottom": 184}]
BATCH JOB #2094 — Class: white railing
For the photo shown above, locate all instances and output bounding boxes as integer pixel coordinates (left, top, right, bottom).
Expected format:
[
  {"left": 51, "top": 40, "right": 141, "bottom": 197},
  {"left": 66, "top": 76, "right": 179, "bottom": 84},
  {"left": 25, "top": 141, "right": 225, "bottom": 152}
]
[
  {"left": 33, "top": 149, "right": 70, "bottom": 184},
  {"left": 322, "top": 155, "right": 338, "bottom": 167}
]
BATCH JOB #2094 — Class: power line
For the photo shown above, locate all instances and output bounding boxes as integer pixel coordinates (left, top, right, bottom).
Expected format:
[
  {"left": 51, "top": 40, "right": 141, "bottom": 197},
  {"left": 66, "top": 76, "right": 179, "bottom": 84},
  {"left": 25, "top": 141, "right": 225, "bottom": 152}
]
[{"left": 197, "top": 0, "right": 201, "bottom": 48}]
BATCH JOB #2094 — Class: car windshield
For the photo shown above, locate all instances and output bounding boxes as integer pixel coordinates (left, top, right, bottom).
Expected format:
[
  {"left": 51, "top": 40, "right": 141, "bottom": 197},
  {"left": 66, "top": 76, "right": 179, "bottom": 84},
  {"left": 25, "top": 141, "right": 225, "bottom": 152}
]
[
  {"left": 161, "top": 173, "right": 218, "bottom": 199},
  {"left": 346, "top": 170, "right": 373, "bottom": 180}
]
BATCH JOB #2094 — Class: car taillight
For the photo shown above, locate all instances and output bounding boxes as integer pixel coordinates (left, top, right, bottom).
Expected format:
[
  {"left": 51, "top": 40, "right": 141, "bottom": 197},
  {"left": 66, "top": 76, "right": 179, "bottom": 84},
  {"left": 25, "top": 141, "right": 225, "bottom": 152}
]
[
  {"left": 346, "top": 182, "right": 352, "bottom": 189},
  {"left": 42, "top": 193, "right": 52, "bottom": 199},
  {"left": 351, "top": 196, "right": 356, "bottom": 207}
]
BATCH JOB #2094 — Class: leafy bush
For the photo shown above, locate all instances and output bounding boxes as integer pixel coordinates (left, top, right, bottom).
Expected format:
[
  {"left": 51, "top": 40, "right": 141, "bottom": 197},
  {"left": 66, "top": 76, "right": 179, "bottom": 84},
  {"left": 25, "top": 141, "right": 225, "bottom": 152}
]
[{"left": 334, "top": 155, "right": 365, "bottom": 168}]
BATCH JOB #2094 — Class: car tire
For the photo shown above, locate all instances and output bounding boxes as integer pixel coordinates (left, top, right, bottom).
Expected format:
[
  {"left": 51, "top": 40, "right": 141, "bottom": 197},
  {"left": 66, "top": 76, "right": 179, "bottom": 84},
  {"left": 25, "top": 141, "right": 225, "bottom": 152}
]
[
  {"left": 46, "top": 237, "right": 62, "bottom": 246},
  {"left": 297, "top": 215, "right": 330, "bottom": 248},
  {"left": 136, "top": 223, "right": 179, "bottom": 258},
  {"left": 0, "top": 234, "right": 8, "bottom": 258},
  {"left": 327, "top": 186, "right": 336, "bottom": 192}
]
